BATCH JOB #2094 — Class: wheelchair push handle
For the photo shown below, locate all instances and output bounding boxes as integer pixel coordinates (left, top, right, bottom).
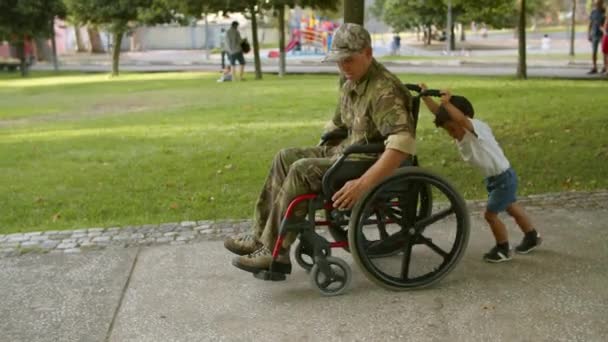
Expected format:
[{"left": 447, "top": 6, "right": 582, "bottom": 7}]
[{"left": 404, "top": 84, "right": 442, "bottom": 97}]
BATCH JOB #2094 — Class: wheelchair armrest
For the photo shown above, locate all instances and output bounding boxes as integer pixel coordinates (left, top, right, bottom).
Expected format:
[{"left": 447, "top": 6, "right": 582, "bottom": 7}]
[
  {"left": 322, "top": 143, "right": 384, "bottom": 196},
  {"left": 343, "top": 143, "right": 385, "bottom": 155},
  {"left": 319, "top": 128, "right": 348, "bottom": 146}
]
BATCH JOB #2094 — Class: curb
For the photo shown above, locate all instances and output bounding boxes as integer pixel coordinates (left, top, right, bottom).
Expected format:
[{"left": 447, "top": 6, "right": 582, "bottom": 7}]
[{"left": 1, "top": 190, "right": 606, "bottom": 259}]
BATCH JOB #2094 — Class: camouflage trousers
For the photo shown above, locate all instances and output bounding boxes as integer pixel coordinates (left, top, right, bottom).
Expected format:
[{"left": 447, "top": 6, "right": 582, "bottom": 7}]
[{"left": 253, "top": 146, "right": 338, "bottom": 250}]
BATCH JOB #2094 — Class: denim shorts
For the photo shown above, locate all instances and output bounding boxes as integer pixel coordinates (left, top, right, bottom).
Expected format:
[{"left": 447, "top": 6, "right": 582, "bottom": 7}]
[
  {"left": 484, "top": 168, "right": 517, "bottom": 213},
  {"left": 229, "top": 52, "right": 246, "bottom": 65}
]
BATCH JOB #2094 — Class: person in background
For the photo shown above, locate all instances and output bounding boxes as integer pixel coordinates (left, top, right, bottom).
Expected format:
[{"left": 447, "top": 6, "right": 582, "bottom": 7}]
[
  {"left": 588, "top": 0, "right": 606, "bottom": 74},
  {"left": 225, "top": 21, "right": 246, "bottom": 81}
]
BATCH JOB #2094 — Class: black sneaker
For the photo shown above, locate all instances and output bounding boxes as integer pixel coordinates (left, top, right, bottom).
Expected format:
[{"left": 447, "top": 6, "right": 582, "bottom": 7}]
[
  {"left": 483, "top": 244, "right": 512, "bottom": 263},
  {"left": 515, "top": 232, "right": 542, "bottom": 254}
]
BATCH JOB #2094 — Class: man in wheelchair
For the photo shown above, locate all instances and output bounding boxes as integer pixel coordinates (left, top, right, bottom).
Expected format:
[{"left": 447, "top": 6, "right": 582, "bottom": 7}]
[{"left": 224, "top": 23, "right": 417, "bottom": 275}]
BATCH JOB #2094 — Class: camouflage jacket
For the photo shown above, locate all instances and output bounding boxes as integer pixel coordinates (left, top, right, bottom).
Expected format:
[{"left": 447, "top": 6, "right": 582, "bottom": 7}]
[{"left": 326, "top": 59, "right": 416, "bottom": 157}]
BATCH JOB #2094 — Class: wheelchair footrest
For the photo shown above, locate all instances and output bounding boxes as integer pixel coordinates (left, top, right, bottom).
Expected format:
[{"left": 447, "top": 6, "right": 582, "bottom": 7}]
[{"left": 253, "top": 270, "right": 287, "bottom": 281}]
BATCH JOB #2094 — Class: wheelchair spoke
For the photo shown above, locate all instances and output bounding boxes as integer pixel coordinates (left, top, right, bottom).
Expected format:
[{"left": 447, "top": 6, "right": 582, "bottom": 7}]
[
  {"left": 415, "top": 206, "right": 454, "bottom": 229},
  {"left": 375, "top": 210, "right": 389, "bottom": 239},
  {"left": 400, "top": 238, "right": 413, "bottom": 280},
  {"left": 418, "top": 235, "right": 449, "bottom": 259}
]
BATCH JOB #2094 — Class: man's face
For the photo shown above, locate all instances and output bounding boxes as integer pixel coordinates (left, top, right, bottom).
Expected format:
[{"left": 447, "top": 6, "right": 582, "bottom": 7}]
[{"left": 337, "top": 47, "right": 373, "bottom": 82}]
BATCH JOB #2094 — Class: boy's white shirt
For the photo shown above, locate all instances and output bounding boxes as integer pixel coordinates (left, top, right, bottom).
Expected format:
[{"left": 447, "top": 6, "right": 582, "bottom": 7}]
[{"left": 455, "top": 118, "right": 510, "bottom": 178}]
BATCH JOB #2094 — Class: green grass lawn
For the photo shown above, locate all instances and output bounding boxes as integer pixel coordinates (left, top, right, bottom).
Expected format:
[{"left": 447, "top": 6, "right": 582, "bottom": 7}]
[{"left": 1, "top": 71, "right": 607, "bottom": 234}]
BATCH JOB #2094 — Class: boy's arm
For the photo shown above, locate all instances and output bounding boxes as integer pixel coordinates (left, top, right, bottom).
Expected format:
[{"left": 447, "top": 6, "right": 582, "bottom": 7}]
[
  {"left": 418, "top": 83, "right": 440, "bottom": 114},
  {"left": 440, "top": 90, "right": 475, "bottom": 133}
]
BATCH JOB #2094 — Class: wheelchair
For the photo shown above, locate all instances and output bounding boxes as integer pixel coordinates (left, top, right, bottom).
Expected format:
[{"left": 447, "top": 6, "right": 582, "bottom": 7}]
[{"left": 254, "top": 84, "right": 470, "bottom": 296}]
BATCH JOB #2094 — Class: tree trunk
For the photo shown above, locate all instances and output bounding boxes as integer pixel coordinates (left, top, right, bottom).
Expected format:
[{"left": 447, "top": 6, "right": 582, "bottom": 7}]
[
  {"left": 204, "top": 14, "right": 210, "bottom": 60},
  {"left": 249, "top": 5, "right": 262, "bottom": 80},
  {"left": 426, "top": 26, "right": 432, "bottom": 45},
  {"left": 15, "top": 41, "right": 29, "bottom": 77},
  {"left": 450, "top": 23, "right": 456, "bottom": 51},
  {"left": 447, "top": 0, "right": 453, "bottom": 53},
  {"left": 50, "top": 18, "right": 59, "bottom": 72},
  {"left": 278, "top": 5, "right": 286, "bottom": 77},
  {"left": 111, "top": 31, "right": 123, "bottom": 76},
  {"left": 344, "top": 0, "right": 365, "bottom": 25},
  {"left": 460, "top": 23, "right": 466, "bottom": 41},
  {"left": 87, "top": 27, "right": 105, "bottom": 53},
  {"left": 74, "top": 25, "right": 86, "bottom": 52},
  {"left": 416, "top": 26, "right": 421, "bottom": 41},
  {"left": 569, "top": 0, "right": 576, "bottom": 56},
  {"left": 517, "top": 0, "right": 527, "bottom": 79}
]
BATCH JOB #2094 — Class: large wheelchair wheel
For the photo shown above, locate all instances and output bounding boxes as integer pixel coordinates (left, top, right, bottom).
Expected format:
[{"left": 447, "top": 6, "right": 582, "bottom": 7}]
[
  {"left": 326, "top": 183, "right": 432, "bottom": 253},
  {"left": 348, "top": 167, "right": 469, "bottom": 291}
]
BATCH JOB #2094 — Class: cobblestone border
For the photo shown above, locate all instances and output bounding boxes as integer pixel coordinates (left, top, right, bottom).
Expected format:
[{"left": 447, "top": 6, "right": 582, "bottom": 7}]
[{"left": 1, "top": 190, "right": 607, "bottom": 258}]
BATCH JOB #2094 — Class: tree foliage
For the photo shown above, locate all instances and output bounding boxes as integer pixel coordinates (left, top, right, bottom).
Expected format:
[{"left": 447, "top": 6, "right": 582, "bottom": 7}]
[
  {"left": 0, "top": 0, "right": 66, "bottom": 76},
  {"left": 65, "top": 0, "right": 177, "bottom": 75},
  {"left": 0, "top": 0, "right": 66, "bottom": 41},
  {"left": 373, "top": 0, "right": 554, "bottom": 32}
]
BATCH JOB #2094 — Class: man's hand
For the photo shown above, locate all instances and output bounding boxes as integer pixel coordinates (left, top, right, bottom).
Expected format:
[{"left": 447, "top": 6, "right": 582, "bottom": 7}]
[
  {"left": 331, "top": 178, "right": 371, "bottom": 210},
  {"left": 419, "top": 83, "right": 428, "bottom": 92}
]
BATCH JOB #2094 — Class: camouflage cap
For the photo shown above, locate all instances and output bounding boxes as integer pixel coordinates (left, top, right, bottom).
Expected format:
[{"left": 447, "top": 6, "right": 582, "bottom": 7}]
[{"left": 323, "top": 23, "right": 371, "bottom": 62}]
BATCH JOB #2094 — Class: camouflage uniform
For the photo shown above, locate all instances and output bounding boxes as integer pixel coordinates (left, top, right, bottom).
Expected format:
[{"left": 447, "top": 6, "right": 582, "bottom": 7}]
[{"left": 228, "top": 23, "right": 416, "bottom": 269}]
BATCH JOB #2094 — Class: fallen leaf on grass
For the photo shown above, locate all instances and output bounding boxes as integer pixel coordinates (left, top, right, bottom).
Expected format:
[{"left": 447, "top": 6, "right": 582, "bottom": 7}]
[
  {"left": 52, "top": 212, "right": 61, "bottom": 222},
  {"left": 169, "top": 202, "right": 179, "bottom": 209}
]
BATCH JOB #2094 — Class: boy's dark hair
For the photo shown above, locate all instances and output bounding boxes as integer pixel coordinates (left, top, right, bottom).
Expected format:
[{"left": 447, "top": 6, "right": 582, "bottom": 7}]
[
  {"left": 434, "top": 95, "right": 475, "bottom": 127},
  {"left": 231, "top": 21, "right": 239, "bottom": 28}
]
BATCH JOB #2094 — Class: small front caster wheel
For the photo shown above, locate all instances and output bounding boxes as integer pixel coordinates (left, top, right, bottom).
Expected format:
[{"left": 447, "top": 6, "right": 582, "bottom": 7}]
[{"left": 309, "top": 256, "right": 352, "bottom": 296}]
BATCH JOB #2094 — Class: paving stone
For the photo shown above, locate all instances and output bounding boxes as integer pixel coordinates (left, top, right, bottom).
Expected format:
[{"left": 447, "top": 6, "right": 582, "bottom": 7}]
[
  {"left": 1, "top": 248, "right": 18, "bottom": 257},
  {"left": 29, "top": 235, "right": 47, "bottom": 242},
  {"left": 159, "top": 223, "right": 178, "bottom": 232},
  {"left": 7, "top": 235, "right": 29, "bottom": 243},
  {"left": 1, "top": 242, "right": 20, "bottom": 249},
  {"left": 47, "top": 234, "right": 71, "bottom": 240},
  {"left": 72, "top": 233, "right": 88, "bottom": 239},
  {"left": 79, "top": 241, "right": 98, "bottom": 248},
  {"left": 40, "top": 241, "right": 59, "bottom": 249},
  {"left": 64, "top": 248, "right": 82, "bottom": 254},
  {"left": 57, "top": 242, "right": 78, "bottom": 250},
  {"left": 176, "top": 235, "right": 194, "bottom": 242},
  {"left": 20, "top": 241, "right": 41, "bottom": 248},
  {"left": 112, "top": 235, "right": 131, "bottom": 241},
  {"left": 135, "top": 238, "right": 156, "bottom": 246},
  {"left": 88, "top": 227, "right": 105, "bottom": 233},
  {"left": 92, "top": 236, "right": 111, "bottom": 243}
]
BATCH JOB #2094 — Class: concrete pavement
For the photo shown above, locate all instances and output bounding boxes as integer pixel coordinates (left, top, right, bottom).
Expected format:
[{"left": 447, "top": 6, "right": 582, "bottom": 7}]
[{"left": 2, "top": 206, "right": 607, "bottom": 342}]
